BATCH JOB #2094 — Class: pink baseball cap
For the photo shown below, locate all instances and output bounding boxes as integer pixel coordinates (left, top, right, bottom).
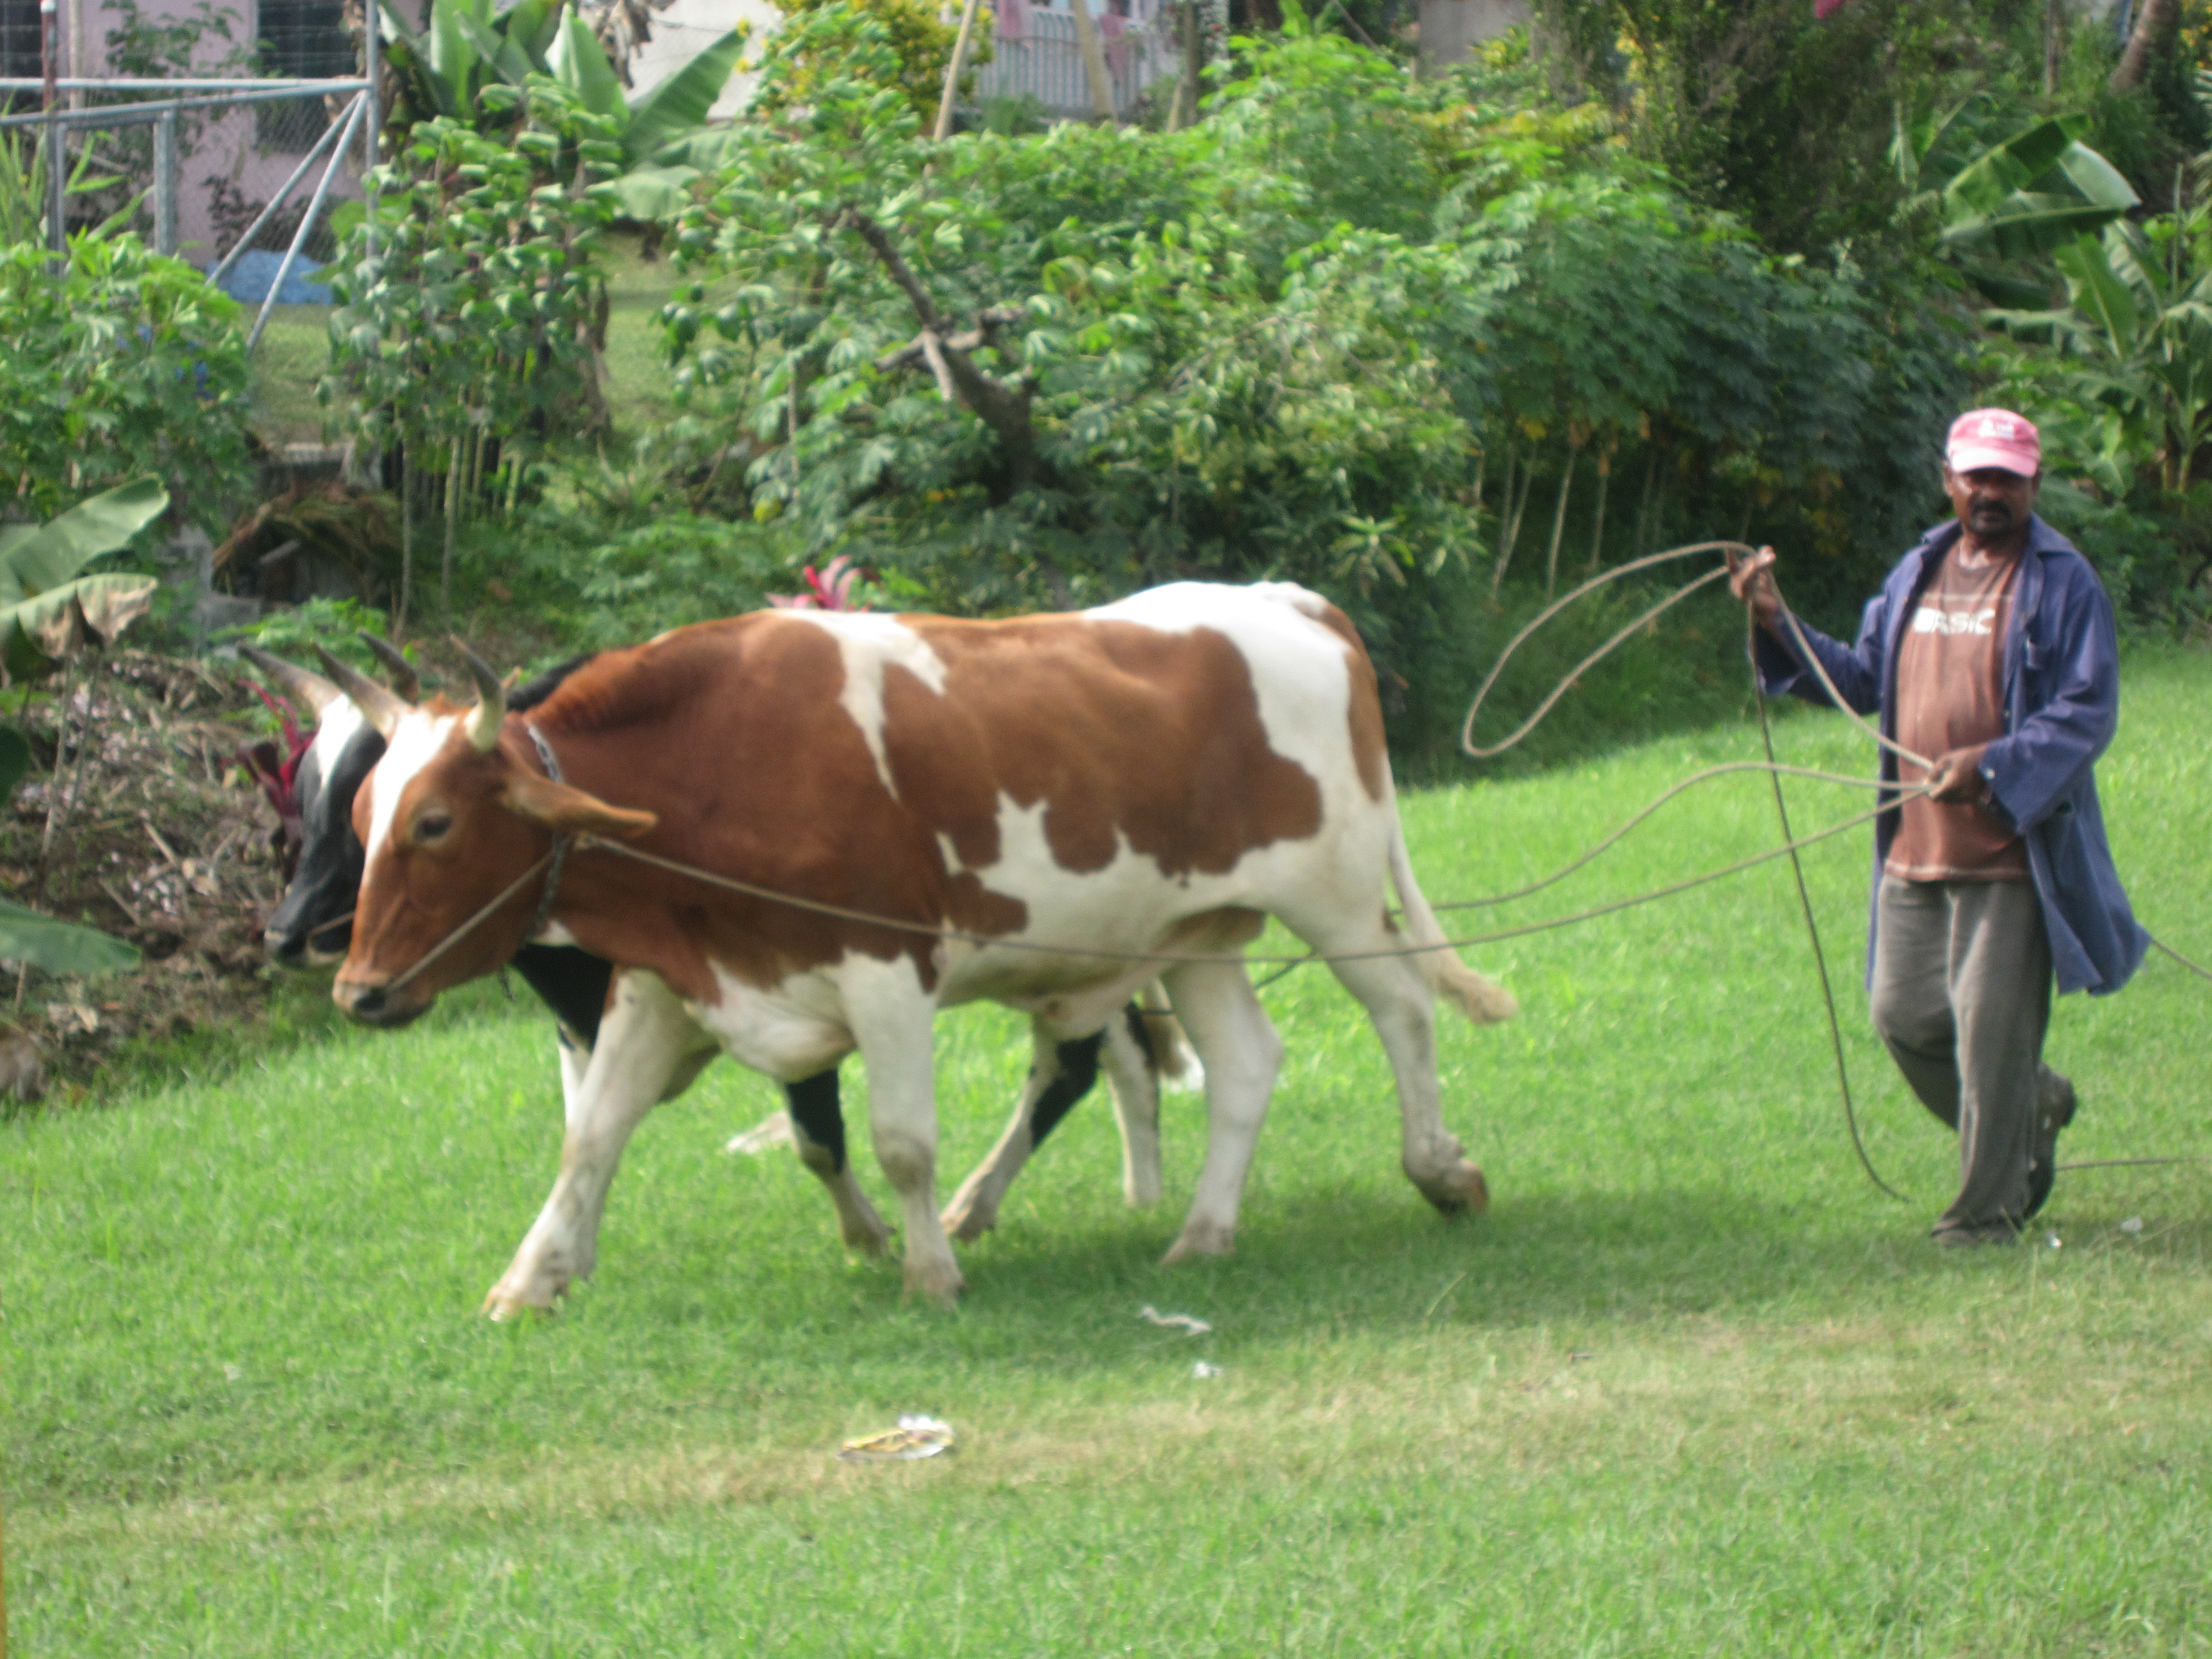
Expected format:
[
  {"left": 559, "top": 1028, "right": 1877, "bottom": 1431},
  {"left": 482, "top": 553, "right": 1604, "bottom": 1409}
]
[{"left": 1945, "top": 408, "right": 2041, "bottom": 477}]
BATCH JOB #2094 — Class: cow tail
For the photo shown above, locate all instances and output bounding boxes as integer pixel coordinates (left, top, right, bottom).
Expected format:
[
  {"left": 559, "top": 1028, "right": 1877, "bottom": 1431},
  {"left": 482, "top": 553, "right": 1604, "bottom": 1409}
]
[
  {"left": 1130, "top": 979, "right": 1201, "bottom": 1087},
  {"left": 1388, "top": 818, "right": 1518, "bottom": 1025}
]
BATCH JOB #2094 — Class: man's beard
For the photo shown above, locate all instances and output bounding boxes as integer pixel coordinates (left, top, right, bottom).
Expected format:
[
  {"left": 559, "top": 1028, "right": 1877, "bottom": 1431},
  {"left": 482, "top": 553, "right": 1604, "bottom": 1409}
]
[{"left": 1968, "top": 499, "right": 2016, "bottom": 536}]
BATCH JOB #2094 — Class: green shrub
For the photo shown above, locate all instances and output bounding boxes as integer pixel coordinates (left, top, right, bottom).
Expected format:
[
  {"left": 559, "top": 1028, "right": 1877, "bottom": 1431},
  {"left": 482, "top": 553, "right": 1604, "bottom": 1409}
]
[
  {"left": 0, "top": 235, "right": 254, "bottom": 531},
  {"left": 567, "top": 513, "right": 804, "bottom": 648},
  {"left": 320, "top": 78, "right": 617, "bottom": 499}
]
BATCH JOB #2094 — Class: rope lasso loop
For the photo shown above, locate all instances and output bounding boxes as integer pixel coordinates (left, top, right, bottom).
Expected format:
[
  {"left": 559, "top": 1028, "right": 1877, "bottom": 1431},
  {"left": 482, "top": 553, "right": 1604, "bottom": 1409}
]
[{"left": 1462, "top": 542, "right": 1744, "bottom": 759}]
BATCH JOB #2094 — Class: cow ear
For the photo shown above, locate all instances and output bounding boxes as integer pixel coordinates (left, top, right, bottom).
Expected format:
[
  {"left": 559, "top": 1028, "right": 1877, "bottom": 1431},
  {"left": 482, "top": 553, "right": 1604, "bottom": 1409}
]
[{"left": 503, "top": 772, "right": 658, "bottom": 839}]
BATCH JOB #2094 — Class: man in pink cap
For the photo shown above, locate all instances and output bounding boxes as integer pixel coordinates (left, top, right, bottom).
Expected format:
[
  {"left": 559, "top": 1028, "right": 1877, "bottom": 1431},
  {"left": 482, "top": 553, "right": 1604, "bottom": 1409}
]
[{"left": 1727, "top": 410, "right": 2147, "bottom": 1245}]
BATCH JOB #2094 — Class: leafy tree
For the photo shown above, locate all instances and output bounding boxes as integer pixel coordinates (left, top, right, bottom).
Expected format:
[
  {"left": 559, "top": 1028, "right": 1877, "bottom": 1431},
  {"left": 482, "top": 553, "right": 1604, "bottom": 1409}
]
[
  {"left": 662, "top": 9, "right": 1963, "bottom": 659},
  {"left": 321, "top": 77, "right": 618, "bottom": 622},
  {"left": 765, "top": 0, "right": 984, "bottom": 123}
]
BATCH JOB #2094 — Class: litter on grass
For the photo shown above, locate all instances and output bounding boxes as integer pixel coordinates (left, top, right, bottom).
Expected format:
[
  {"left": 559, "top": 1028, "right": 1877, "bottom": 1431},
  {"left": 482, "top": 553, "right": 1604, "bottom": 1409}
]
[
  {"left": 1192, "top": 1361, "right": 1223, "bottom": 1379},
  {"left": 1140, "top": 1305, "right": 1212, "bottom": 1335},
  {"left": 2047, "top": 1233, "right": 2063, "bottom": 1250},
  {"left": 838, "top": 1415, "right": 955, "bottom": 1462},
  {"left": 2120, "top": 1216, "right": 2145, "bottom": 1234}
]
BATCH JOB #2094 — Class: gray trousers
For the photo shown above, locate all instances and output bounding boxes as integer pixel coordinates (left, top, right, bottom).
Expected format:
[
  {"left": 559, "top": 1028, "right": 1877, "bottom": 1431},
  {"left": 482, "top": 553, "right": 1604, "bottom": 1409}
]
[{"left": 1868, "top": 875, "right": 2063, "bottom": 1233}]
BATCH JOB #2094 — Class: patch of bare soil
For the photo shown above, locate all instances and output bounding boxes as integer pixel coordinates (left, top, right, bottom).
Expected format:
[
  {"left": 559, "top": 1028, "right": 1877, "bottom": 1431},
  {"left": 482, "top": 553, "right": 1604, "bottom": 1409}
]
[{"left": 1, "top": 649, "right": 291, "bottom": 1101}]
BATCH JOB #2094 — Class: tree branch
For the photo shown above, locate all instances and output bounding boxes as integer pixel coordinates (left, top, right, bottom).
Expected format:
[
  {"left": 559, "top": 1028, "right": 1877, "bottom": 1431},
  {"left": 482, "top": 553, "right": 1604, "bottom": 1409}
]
[{"left": 841, "top": 209, "right": 1040, "bottom": 494}]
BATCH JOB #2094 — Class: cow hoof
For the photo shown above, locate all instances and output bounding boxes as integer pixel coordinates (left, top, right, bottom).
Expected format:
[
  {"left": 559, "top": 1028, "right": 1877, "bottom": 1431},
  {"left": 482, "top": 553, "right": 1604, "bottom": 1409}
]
[
  {"left": 841, "top": 1212, "right": 896, "bottom": 1257},
  {"left": 1413, "top": 1159, "right": 1489, "bottom": 1217},
  {"left": 482, "top": 1284, "right": 562, "bottom": 1321},
  {"left": 902, "top": 1257, "right": 965, "bottom": 1306},
  {"left": 1162, "top": 1219, "right": 1235, "bottom": 1263}
]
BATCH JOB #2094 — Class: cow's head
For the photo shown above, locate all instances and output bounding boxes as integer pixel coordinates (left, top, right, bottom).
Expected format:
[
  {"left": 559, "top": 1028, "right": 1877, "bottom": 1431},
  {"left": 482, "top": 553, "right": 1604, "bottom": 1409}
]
[
  {"left": 244, "top": 638, "right": 420, "bottom": 967},
  {"left": 333, "top": 646, "right": 655, "bottom": 1028}
]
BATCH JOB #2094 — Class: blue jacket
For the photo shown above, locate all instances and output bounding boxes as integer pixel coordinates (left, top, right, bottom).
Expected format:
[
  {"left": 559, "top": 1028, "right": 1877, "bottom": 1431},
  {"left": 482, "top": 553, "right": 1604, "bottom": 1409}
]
[{"left": 1753, "top": 514, "right": 2148, "bottom": 996}]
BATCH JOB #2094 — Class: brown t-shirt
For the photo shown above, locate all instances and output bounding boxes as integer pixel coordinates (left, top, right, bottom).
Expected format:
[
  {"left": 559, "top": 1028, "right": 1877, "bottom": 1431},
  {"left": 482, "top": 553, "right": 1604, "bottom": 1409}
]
[{"left": 1885, "top": 547, "right": 2029, "bottom": 881}]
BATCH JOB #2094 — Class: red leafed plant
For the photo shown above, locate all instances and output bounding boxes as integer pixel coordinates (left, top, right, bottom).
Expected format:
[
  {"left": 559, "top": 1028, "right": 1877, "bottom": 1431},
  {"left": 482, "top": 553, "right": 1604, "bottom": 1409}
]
[
  {"left": 237, "top": 685, "right": 315, "bottom": 879},
  {"left": 768, "top": 555, "right": 870, "bottom": 613}
]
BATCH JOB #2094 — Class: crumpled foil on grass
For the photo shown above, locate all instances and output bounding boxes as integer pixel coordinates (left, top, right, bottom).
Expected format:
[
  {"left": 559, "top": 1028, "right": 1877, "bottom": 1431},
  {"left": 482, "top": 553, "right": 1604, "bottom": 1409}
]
[{"left": 838, "top": 1415, "right": 956, "bottom": 1462}]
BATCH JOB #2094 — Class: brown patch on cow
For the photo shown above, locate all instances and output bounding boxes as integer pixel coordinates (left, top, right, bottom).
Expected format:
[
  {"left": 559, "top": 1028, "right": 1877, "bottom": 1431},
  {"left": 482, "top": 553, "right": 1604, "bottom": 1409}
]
[{"left": 889, "top": 618, "right": 1322, "bottom": 877}]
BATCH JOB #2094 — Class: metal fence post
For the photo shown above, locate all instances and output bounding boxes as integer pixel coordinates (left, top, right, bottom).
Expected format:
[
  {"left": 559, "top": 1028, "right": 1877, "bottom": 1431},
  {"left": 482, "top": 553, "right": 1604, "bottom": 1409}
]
[
  {"left": 153, "top": 106, "right": 179, "bottom": 256},
  {"left": 41, "top": 0, "right": 62, "bottom": 258},
  {"left": 362, "top": 0, "right": 378, "bottom": 259}
]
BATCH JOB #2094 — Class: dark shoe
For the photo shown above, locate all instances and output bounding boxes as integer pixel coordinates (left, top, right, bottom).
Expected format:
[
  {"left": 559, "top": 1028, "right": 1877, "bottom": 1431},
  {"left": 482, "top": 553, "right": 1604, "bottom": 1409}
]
[
  {"left": 2023, "top": 1072, "right": 2078, "bottom": 1220},
  {"left": 1932, "top": 1218, "right": 2021, "bottom": 1249}
]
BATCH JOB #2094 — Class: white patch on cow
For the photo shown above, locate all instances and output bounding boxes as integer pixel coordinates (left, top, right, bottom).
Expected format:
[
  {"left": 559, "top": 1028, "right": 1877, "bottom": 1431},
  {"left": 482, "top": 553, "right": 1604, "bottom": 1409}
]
[
  {"left": 308, "top": 695, "right": 368, "bottom": 783},
  {"left": 1089, "top": 582, "right": 1362, "bottom": 815},
  {"left": 778, "top": 611, "right": 948, "bottom": 796},
  {"left": 534, "top": 920, "right": 580, "bottom": 947},
  {"left": 686, "top": 963, "right": 855, "bottom": 1082},
  {"left": 363, "top": 711, "right": 460, "bottom": 863}
]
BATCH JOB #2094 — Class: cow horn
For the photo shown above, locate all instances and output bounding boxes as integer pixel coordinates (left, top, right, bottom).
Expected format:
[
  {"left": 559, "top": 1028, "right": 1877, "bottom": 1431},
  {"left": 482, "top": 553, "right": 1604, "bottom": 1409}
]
[
  {"left": 453, "top": 639, "right": 507, "bottom": 754},
  {"left": 357, "top": 632, "right": 422, "bottom": 701},
  {"left": 239, "top": 645, "right": 342, "bottom": 718},
  {"left": 310, "top": 644, "right": 412, "bottom": 739}
]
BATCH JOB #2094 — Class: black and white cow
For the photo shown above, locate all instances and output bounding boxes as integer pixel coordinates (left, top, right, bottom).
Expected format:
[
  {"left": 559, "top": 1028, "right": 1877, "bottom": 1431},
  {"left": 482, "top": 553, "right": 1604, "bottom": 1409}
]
[{"left": 243, "top": 643, "right": 1188, "bottom": 1256}]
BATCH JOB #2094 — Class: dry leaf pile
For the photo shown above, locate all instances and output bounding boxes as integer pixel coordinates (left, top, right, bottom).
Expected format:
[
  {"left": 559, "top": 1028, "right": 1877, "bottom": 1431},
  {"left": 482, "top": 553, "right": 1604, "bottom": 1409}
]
[{"left": 1, "top": 649, "right": 293, "bottom": 1097}]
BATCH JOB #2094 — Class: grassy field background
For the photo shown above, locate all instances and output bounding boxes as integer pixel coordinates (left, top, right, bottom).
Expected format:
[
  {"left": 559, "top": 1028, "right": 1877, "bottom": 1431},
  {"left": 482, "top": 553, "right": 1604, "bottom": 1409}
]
[{"left": 3, "top": 648, "right": 2207, "bottom": 1655}]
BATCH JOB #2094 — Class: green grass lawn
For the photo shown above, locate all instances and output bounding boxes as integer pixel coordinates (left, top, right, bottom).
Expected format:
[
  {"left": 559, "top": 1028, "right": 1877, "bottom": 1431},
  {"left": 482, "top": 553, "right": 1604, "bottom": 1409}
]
[{"left": 4, "top": 649, "right": 2209, "bottom": 1655}]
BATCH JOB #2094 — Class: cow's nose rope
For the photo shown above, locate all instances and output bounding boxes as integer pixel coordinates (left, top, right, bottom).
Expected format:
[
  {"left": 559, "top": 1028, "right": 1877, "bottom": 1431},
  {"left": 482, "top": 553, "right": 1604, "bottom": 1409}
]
[{"left": 374, "top": 852, "right": 555, "bottom": 998}]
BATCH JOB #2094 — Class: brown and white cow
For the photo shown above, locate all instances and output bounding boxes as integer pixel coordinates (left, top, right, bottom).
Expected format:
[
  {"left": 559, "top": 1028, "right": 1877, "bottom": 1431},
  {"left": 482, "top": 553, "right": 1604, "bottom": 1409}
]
[{"left": 336, "top": 582, "right": 1515, "bottom": 1304}]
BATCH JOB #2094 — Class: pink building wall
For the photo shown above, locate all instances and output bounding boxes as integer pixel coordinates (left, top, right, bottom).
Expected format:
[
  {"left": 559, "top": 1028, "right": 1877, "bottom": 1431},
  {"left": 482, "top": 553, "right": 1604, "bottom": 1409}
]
[{"left": 64, "top": 0, "right": 364, "bottom": 264}]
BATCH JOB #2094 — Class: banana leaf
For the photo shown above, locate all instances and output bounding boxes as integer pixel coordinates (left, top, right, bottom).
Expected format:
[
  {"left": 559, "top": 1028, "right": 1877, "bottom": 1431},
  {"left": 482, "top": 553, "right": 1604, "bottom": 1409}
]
[
  {"left": 1955, "top": 263, "right": 2054, "bottom": 310},
  {"left": 2054, "top": 142, "right": 2141, "bottom": 213},
  {"left": 427, "top": 0, "right": 492, "bottom": 109},
  {"left": 379, "top": 0, "right": 463, "bottom": 116},
  {"left": 502, "top": 0, "right": 564, "bottom": 67},
  {"left": 0, "top": 896, "right": 140, "bottom": 974},
  {"left": 623, "top": 28, "right": 748, "bottom": 167},
  {"left": 456, "top": 8, "right": 538, "bottom": 88},
  {"left": 0, "top": 479, "right": 167, "bottom": 682},
  {"left": 549, "top": 6, "right": 625, "bottom": 121},
  {"left": 1941, "top": 192, "right": 2131, "bottom": 262},
  {"left": 0, "top": 477, "right": 166, "bottom": 606},
  {"left": 1943, "top": 117, "right": 2081, "bottom": 212},
  {"left": 2053, "top": 234, "right": 2143, "bottom": 357},
  {"left": 607, "top": 163, "right": 702, "bottom": 221}
]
